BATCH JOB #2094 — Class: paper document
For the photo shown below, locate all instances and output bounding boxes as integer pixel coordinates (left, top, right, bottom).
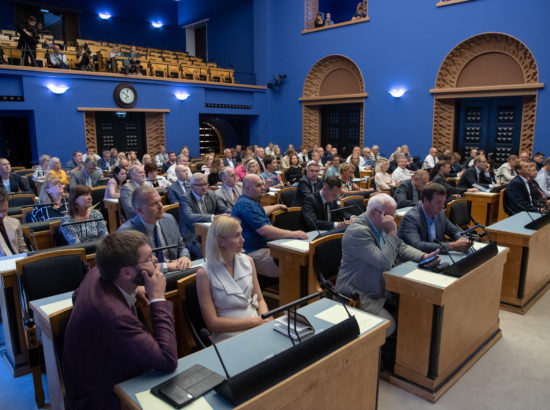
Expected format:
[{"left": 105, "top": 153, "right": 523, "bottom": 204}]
[
  {"left": 280, "top": 239, "right": 310, "bottom": 251},
  {"left": 0, "top": 253, "right": 28, "bottom": 272},
  {"left": 315, "top": 305, "right": 385, "bottom": 334},
  {"left": 405, "top": 269, "right": 457, "bottom": 288},
  {"left": 136, "top": 390, "right": 213, "bottom": 410},
  {"left": 41, "top": 298, "right": 73, "bottom": 316}
]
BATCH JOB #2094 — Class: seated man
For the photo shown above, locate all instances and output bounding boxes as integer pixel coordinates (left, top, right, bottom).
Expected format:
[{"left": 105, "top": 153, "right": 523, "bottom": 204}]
[
  {"left": 120, "top": 165, "right": 148, "bottom": 220},
  {"left": 535, "top": 157, "right": 550, "bottom": 198},
  {"left": 166, "top": 165, "right": 190, "bottom": 204},
  {"left": 215, "top": 166, "right": 242, "bottom": 210},
  {"left": 0, "top": 188, "right": 28, "bottom": 255},
  {"left": 119, "top": 185, "right": 191, "bottom": 272},
  {"left": 431, "top": 161, "right": 478, "bottom": 198},
  {"left": 398, "top": 182, "right": 470, "bottom": 253},
  {"left": 324, "top": 155, "right": 341, "bottom": 179},
  {"left": 394, "top": 169, "right": 429, "bottom": 208},
  {"left": 98, "top": 150, "right": 116, "bottom": 172},
  {"left": 495, "top": 155, "right": 518, "bottom": 184},
  {"left": 63, "top": 230, "right": 177, "bottom": 409},
  {"left": 0, "top": 158, "right": 32, "bottom": 193},
  {"left": 49, "top": 44, "right": 68, "bottom": 69},
  {"left": 166, "top": 154, "right": 191, "bottom": 183},
  {"left": 223, "top": 148, "right": 237, "bottom": 169},
  {"left": 82, "top": 147, "right": 101, "bottom": 162},
  {"left": 155, "top": 145, "right": 169, "bottom": 168},
  {"left": 506, "top": 160, "right": 546, "bottom": 215},
  {"left": 335, "top": 194, "right": 437, "bottom": 335},
  {"left": 66, "top": 150, "right": 84, "bottom": 174},
  {"left": 422, "top": 147, "right": 439, "bottom": 170},
  {"left": 69, "top": 157, "right": 102, "bottom": 188},
  {"left": 457, "top": 156, "right": 498, "bottom": 190},
  {"left": 302, "top": 177, "right": 351, "bottom": 231},
  {"left": 232, "top": 174, "right": 308, "bottom": 277},
  {"left": 162, "top": 152, "right": 177, "bottom": 173},
  {"left": 260, "top": 155, "right": 283, "bottom": 189},
  {"left": 293, "top": 161, "right": 323, "bottom": 206},
  {"left": 391, "top": 155, "right": 413, "bottom": 185},
  {"left": 361, "top": 147, "right": 375, "bottom": 169},
  {"left": 179, "top": 173, "right": 230, "bottom": 258}
]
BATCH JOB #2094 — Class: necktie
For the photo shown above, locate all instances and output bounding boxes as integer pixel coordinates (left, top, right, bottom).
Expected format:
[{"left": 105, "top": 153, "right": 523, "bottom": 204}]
[
  {"left": 198, "top": 197, "right": 207, "bottom": 214},
  {"left": 0, "top": 221, "right": 15, "bottom": 255},
  {"left": 325, "top": 202, "right": 330, "bottom": 220},
  {"left": 232, "top": 187, "right": 239, "bottom": 203},
  {"left": 86, "top": 174, "right": 92, "bottom": 186},
  {"left": 153, "top": 224, "right": 165, "bottom": 262}
]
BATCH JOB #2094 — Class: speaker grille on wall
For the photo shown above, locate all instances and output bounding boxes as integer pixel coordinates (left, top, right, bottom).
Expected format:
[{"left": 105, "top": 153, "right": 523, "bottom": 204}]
[{"left": 205, "top": 103, "right": 251, "bottom": 109}]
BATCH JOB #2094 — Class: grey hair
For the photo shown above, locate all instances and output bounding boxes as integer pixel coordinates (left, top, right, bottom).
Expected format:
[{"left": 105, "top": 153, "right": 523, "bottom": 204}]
[
  {"left": 190, "top": 172, "right": 206, "bottom": 185},
  {"left": 367, "top": 193, "right": 396, "bottom": 214}
]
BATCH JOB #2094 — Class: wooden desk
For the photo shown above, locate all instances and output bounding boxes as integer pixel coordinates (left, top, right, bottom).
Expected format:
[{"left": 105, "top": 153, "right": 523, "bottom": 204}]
[
  {"left": 382, "top": 243, "right": 508, "bottom": 402},
  {"left": 465, "top": 191, "right": 499, "bottom": 226},
  {"left": 268, "top": 231, "right": 321, "bottom": 305},
  {"left": 259, "top": 192, "right": 279, "bottom": 207},
  {"left": 115, "top": 298, "right": 388, "bottom": 410},
  {"left": 104, "top": 198, "right": 121, "bottom": 233},
  {"left": 395, "top": 206, "right": 412, "bottom": 227},
  {"left": 360, "top": 169, "right": 374, "bottom": 178},
  {"left": 486, "top": 212, "right": 550, "bottom": 313},
  {"left": 30, "top": 292, "right": 73, "bottom": 410},
  {"left": 194, "top": 222, "right": 211, "bottom": 257}
]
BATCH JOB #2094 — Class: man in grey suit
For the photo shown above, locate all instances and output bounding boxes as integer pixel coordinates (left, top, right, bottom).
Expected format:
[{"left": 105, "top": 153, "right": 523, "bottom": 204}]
[
  {"left": 119, "top": 185, "right": 191, "bottom": 272},
  {"left": 335, "top": 193, "right": 438, "bottom": 335},
  {"left": 214, "top": 167, "right": 242, "bottom": 210},
  {"left": 69, "top": 157, "right": 102, "bottom": 189},
  {"left": 179, "top": 173, "right": 230, "bottom": 258},
  {"left": 120, "top": 165, "right": 148, "bottom": 220},
  {"left": 398, "top": 182, "right": 469, "bottom": 254},
  {"left": 166, "top": 165, "right": 190, "bottom": 204},
  {"left": 97, "top": 150, "right": 116, "bottom": 172},
  {"left": 393, "top": 169, "right": 429, "bottom": 208}
]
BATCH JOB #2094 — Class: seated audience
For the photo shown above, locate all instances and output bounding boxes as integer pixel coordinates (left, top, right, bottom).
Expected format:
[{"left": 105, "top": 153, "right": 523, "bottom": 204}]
[
  {"left": 297, "top": 146, "right": 310, "bottom": 163},
  {"left": 260, "top": 155, "right": 283, "bottom": 189},
  {"left": 335, "top": 193, "right": 437, "bottom": 336},
  {"left": 223, "top": 148, "right": 237, "bottom": 169},
  {"left": 495, "top": 155, "right": 518, "bottom": 184},
  {"left": 265, "top": 142, "right": 275, "bottom": 156},
  {"left": 118, "top": 157, "right": 129, "bottom": 172},
  {"left": 394, "top": 169, "right": 429, "bottom": 208},
  {"left": 464, "top": 148, "right": 478, "bottom": 168},
  {"left": 284, "top": 153, "right": 303, "bottom": 185},
  {"left": 528, "top": 162, "right": 546, "bottom": 202},
  {"left": 234, "top": 156, "right": 249, "bottom": 180},
  {"left": 340, "top": 163, "right": 372, "bottom": 195},
  {"left": 155, "top": 145, "right": 169, "bottom": 168},
  {"left": 346, "top": 146, "right": 362, "bottom": 163},
  {"left": 141, "top": 154, "right": 153, "bottom": 166},
  {"left": 208, "top": 157, "right": 224, "bottom": 186},
  {"left": 254, "top": 147, "right": 267, "bottom": 173},
  {"left": 181, "top": 146, "right": 192, "bottom": 161},
  {"left": 457, "top": 156, "right": 499, "bottom": 190},
  {"left": 232, "top": 174, "right": 307, "bottom": 277},
  {"left": 120, "top": 165, "right": 148, "bottom": 220},
  {"left": 371, "top": 145, "right": 382, "bottom": 164},
  {"left": 391, "top": 155, "right": 413, "bottom": 185},
  {"left": 535, "top": 157, "right": 550, "bottom": 198},
  {"left": 302, "top": 177, "right": 351, "bottom": 231},
  {"left": 28, "top": 176, "right": 67, "bottom": 222},
  {"left": 0, "top": 188, "right": 28, "bottom": 255},
  {"left": 375, "top": 158, "right": 396, "bottom": 192},
  {"left": 60, "top": 184, "right": 108, "bottom": 244},
  {"left": 0, "top": 158, "right": 32, "bottom": 193},
  {"left": 119, "top": 185, "right": 191, "bottom": 272},
  {"left": 98, "top": 150, "right": 115, "bottom": 172},
  {"left": 350, "top": 155, "right": 362, "bottom": 178},
  {"left": 127, "top": 151, "right": 141, "bottom": 167},
  {"left": 162, "top": 152, "right": 177, "bottom": 173},
  {"left": 215, "top": 167, "right": 242, "bottom": 210},
  {"left": 66, "top": 150, "right": 84, "bottom": 173},
  {"left": 75, "top": 44, "right": 93, "bottom": 71},
  {"left": 202, "top": 155, "right": 214, "bottom": 176},
  {"left": 431, "top": 161, "right": 478, "bottom": 198},
  {"left": 63, "top": 230, "right": 177, "bottom": 409},
  {"left": 325, "top": 12, "right": 334, "bottom": 25},
  {"left": 351, "top": 2, "right": 367, "bottom": 21},
  {"left": 293, "top": 161, "right": 324, "bottom": 206},
  {"left": 310, "top": 150, "right": 325, "bottom": 169},
  {"left": 111, "top": 148, "right": 120, "bottom": 166},
  {"left": 506, "top": 160, "right": 546, "bottom": 215},
  {"left": 361, "top": 147, "right": 376, "bottom": 169},
  {"left": 166, "top": 154, "right": 191, "bottom": 183},
  {"left": 144, "top": 163, "right": 169, "bottom": 188},
  {"left": 450, "top": 152, "right": 463, "bottom": 175},
  {"left": 273, "top": 146, "right": 283, "bottom": 165},
  {"left": 398, "top": 182, "right": 470, "bottom": 253},
  {"left": 197, "top": 215, "right": 271, "bottom": 342},
  {"left": 314, "top": 12, "right": 324, "bottom": 27},
  {"left": 104, "top": 166, "right": 127, "bottom": 200},
  {"left": 32, "top": 154, "right": 50, "bottom": 181},
  {"left": 69, "top": 157, "right": 101, "bottom": 188},
  {"left": 179, "top": 173, "right": 231, "bottom": 258},
  {"left": 49, "top": 44, "right": 68, "bottom": 69},
  {"left": 324, "top": 154, "right": 341, "bottom": 179},
  {"left": 422, "top": 147, "right": 439, "bottom": 170},
  {"left": 534, "top": 152, "right": 545, "bottom": 171},
  {"left": 166, "top": 165, "right": 190, "bottom": 204}
]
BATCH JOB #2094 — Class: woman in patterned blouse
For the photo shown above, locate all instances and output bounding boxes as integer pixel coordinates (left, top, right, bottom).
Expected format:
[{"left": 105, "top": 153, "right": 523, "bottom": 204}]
[{"left": 60, "top": 184, "right": 108, "bottom": 244}]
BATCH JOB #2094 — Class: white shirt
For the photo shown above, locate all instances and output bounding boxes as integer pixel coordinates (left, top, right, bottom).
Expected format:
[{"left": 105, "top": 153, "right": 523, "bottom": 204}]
[
  {"left": 167, "top": 164, "right": 191, "bottom": 183},
  {"left": 536, "top": 168, "right": 550, "bottom": 197},
  {"left": 423, "top": 154, "right": 439, "bottom": 170},
  {"left": 391, "top": 167, "right": 412, "bottom": 184}
]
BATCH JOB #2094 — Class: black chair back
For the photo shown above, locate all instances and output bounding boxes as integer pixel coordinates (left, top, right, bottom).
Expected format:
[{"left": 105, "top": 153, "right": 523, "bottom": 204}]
[
  {"left": 8, "top": 195, "right": 35, "bottom": 207},
  {"left": 312, "top": 235, "right": 343, "bottom": 285},
  {"left": 280, "top": 189, "right": 296, "bottom": 207},
  {"left": 341, "top": 197, "right": 365, "bottom": 216},
  {"left": 96, "top": 178, "right": 109, "bottom": 187},
  {"left": 502, "top": 189, "right": 515, "bottom": 215},
  {"left": 183, "top": 280, "right": 210, "bottom": 348},
  {"left": 164, "top": 204, "right": 179, "bottom": 224},
  {"left": 273, "top": 209, "right": 306, "bottom": 231},
  {"left": 165, "top": 267, "right": 198, "bottom": 292},
  {"left": 449, "top": 201, "right": 470, "bottom": 229},
  {"left": 91, "top": 187, "right": 107, "bottom": 219}
]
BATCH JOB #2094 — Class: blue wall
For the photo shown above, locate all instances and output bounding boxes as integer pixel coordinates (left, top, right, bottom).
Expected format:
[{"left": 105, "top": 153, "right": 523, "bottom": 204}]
[{"left": 251, "top": 0, "right": 550, "bottom": 157}]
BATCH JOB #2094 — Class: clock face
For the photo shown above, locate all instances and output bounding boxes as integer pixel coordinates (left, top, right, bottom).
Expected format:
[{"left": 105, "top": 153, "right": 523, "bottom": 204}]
[
  {"left": 120, "top": 88, "right": 135, "bottom": 104},
  {"left": 114, "top": 83, "right": 137, "bottom": 108}
]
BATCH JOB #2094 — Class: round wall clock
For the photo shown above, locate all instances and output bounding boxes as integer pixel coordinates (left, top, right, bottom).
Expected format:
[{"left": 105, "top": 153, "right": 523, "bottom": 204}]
[{"left": 113, "top": 83, "right": 137, "bottom": 108}]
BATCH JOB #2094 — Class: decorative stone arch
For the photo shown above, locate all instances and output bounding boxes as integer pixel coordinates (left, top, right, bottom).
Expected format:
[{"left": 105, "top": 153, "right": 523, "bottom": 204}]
[
  {"left": 431, "top": 32, "right": 544, "bottom": 154},
  {"left": 300, "top": 55, "right": 367, "bottom": 149}
]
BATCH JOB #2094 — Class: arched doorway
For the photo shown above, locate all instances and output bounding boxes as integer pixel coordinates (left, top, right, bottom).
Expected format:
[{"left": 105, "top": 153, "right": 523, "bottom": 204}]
[
  {"left": 431, "top": 33, "right": 544, "bottom": 163},
  {"left": 300, "top": 55, "right": 367, "bottom": 155}
]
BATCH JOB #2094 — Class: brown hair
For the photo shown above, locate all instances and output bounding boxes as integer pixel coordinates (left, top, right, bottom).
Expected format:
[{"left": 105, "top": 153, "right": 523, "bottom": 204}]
[
  {"left": 68, "top": 184, "right": 91, "bottom": 216},
  {"left": 96, "top": 230, "right": 149, "bottom": 281}
]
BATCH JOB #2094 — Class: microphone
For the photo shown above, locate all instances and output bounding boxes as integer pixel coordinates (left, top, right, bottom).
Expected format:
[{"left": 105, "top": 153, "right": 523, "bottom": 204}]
[
  {"left": 151, "top": 244, "right": 178, "bottom": 252},
  {"left": 434, "top": 239, "right": 457, "bottom": 265},
  {"left": 469, "top": 215, "right": 493, "bottom": 242},
  {"left": 319, "top": 278, "right": 352, "bottom": 318},
  {"left": 199, "top": 328, "right": 230, "bottom": 379},
  {"left": 303, "top": 213, "right": 321, "bottom": 239}
]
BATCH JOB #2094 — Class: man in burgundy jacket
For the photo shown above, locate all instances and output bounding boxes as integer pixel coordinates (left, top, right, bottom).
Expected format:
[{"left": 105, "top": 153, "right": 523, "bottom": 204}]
[{"left": 63, "top": 230, "right": 178, "bottom": 409}]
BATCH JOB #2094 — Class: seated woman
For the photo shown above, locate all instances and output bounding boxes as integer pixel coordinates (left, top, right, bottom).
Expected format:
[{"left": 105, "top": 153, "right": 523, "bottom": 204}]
[
  {"left": 141, "top": 153, "right": 153, "bottom": 166},
  {"left": 104, "top": 166, "right": 127, "bottom": 199},
  {"left": 60, "top": 184, "right": 108, "bottom": 245},
  {"left": 284, "top": 153, "right": 303, "bottom": 186},
  {"left": 314, "top": 12, "right": 324, "bottom": 28},
  {"left": 144, "top": 163, "right": 170, "bottom": 188},
  {"left": 32, "top": 154, "right": 50, "bottom": 181},
  {"left": 208, "top": 157, "right": 223, "bottom": 186},
  {"left": 339, "top": 162, "right": 373, "bottom": 196},
  {"left": 234, "top": 156, "right": 251, "bottom": 180},
  {"left": 197, "top": 215, "right": 270, "bottom": 342},
  {"left": 350, "top": 154, "right": 362, "bottom": 178},
  {"left": 351, "top": 2, "right": 367, "bottom": 21},
  {"left": 26, "top": 176, "right": 67, "bottom": 222},
  {"left": 48, "top": 156, "right": 70, "bottom": 186},
  {"left": 374, "top": 159, "right": 396, "bottom": 192},
  {"left": 201, "top": 154, "right": 214, "bottom": 176},
  {"left": 127, "top": 151, "right": 141, "bottom": 167},
  {"left": 244, "top": 157, "right": 273, "bottom": 189}
]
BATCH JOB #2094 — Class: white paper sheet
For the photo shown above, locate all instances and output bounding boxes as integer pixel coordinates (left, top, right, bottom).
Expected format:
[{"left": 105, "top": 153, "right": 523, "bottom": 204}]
[
  {"left": 405, "top": 269, "right": 457, "bottom": 288},
  {"left": 136, "top": 390, "right": 213, "bottom": 410},
  {"left": 315, "top": 304, "right": 385, "bottom": 334},
  {"left": 40, "top": 298, "right": 73, "bottom": 316},
  {"left": 279, "top": 239, "right": 310, "bottom": 252},
  {"left": 0, "top": 253, "right": 28, "bottom": 272}
]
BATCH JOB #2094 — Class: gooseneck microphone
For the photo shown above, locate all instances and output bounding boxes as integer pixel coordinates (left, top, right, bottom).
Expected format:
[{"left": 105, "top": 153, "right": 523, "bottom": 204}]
[
  {"left": 303, "top": 213, "right": 321, "bottom": 238},
  {"left": 319, "top": 277, "right": 352, "bottom": 318},
  {"left": 200, "top": 328, "right": 230, "bottom": 379}
]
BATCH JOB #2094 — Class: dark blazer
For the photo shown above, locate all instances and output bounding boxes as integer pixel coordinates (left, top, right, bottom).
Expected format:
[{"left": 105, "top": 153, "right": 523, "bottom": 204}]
[
  {"left": 118, "top": 214, "right": 190, "bottom": 260},
  {"left": 63, "top": 268, "right": 177, "bottom": 409},
  {"left": 255, "top": 156, "right": 267, "bottom": 173},
  {"left": 162, "top": 161, "right": 176, "bottom": 173},
  {"left": 97, "top": 157, "right": 116, "bottom": 171},
  {"left": 398, "top": 204, "right": 465, "bottom": 253},
  {"left": 457, "top": 167, "right": 492, "bottom": 189},
  {"left": 432, "top": 173, "right": 466, "bottom": 197},
  {"left": 394, "top": 180, "right": 420, "bottom": 209},
  {"left": 0, "top": 173, "right": 32, "bottom": 193},
  {"left": 69, "top": 168, "right": 102, "bottom": 188},
  {"left": 505, "top": 175, "right": 540, "bottom": 214},
  {"left": 223, "top": 157, "right": 237, "bottom": 168},
  {"left": 179, "top": 190, "right": 230, "bottom": 240},
  {"left": 166, "top": 180, "right": 189, "bottom": 205},
  {"left": 301, "top": 192, "right": 339, "bottom": 231},
  {"left": 293, "top": 176, "right": 324, "bottom": 207},
  {"left": 119, "top": 181, "right": 138, "bottom": 220}
]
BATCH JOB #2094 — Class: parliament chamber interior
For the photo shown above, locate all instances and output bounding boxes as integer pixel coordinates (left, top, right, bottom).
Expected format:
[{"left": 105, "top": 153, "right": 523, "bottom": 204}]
[{"left": 0, "top": 0, "right": 549, "bottom": 409}]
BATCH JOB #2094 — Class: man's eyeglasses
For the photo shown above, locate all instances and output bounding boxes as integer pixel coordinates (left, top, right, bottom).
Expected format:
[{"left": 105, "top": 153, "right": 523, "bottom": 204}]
[
  {"left": 134, "top": 254, "right": 156, "bottom": 265},
  {"left": 373, "top": 209, "right": 397, "bottom": 218}
]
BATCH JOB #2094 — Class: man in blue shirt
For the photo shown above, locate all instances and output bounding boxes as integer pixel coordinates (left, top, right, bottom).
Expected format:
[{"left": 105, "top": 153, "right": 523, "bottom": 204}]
[
  {"left": 260, "top": 155, "right": 283, "bottom": 189},
  {"left": 232, "top": 174, "right": 308, "bottom": 277}
]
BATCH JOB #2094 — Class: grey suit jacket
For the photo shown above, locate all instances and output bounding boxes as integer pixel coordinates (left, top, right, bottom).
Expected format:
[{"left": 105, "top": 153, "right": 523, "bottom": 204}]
[
  {"left": 69, "top": 169, "right": 102, "bottom": 188},
  {"left": 0, "top": 217, "right": 28, "bottom": 255},
  {"left": 398, "top": 204, "right": 465, "bottom": 253},
  {"left": 214, "top": 184, "right": 242, "bottom": 209},
  {"left": 335, "top": 213, "right": 424, "bottom": 299},
  {"left": 119, "top": 181, "right": 138, "bottom": 220},
  {"left": 178, "top": 190, "right": 230, "bottom": 240},
  {"left": 166, "top": 181, "right": 189, "bottom": 205},
  {"left": 118, "top": 214, "right": 190, "bottom": 260}
]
